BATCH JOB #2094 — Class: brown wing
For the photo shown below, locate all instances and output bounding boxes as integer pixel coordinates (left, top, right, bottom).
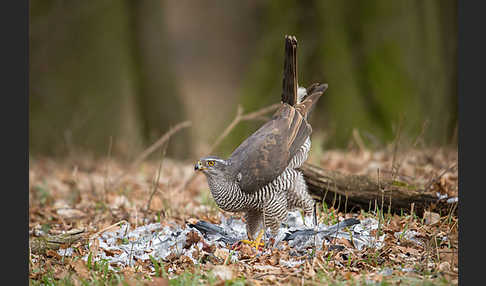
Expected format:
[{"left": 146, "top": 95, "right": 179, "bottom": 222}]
[
  {"left": 281, "top": 35, "right": 298, "bottom": 106},
  {"left": 228, "top": 103, "right": 312, "bottom": 193}
]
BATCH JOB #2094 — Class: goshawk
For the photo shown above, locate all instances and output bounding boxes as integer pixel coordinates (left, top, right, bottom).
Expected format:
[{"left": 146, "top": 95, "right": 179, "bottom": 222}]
[{"left": 195, "top": 35, "right": 328, "bottom": 240}]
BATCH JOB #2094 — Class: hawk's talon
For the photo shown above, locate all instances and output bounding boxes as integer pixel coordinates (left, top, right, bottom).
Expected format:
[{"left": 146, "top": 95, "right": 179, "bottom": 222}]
[{"left": 241, "top": 229, "right": 265, "bottom": 250}]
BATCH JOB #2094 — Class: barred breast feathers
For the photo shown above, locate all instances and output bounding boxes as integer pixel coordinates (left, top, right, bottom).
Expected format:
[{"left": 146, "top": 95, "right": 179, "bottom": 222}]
[{"left": 207, "top": 167, "right": 299, "bottom": 213}]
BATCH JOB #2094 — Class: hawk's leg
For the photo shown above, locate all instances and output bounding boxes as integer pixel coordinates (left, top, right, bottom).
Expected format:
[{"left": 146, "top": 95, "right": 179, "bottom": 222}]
[
  {"left": 241, "top": 211, "right": 264, "bottom": 249},
  {"left": 244, "top": 210, "right": 263, "bottom": 241},
  {"left": 263, "top": 193, "right": 288, "bottom": 237},
  {"left": 287, "top": 170, "right": 316, "bottom": 227}
]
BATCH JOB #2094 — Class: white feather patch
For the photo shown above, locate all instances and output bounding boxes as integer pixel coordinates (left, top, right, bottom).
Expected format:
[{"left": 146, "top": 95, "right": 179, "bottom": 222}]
[{"left": 297, "top": 87, "right": 307, "bottom": 103}]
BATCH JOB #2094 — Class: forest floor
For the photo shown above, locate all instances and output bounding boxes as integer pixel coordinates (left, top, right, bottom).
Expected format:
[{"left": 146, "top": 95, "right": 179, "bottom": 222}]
[{"left": 29, "top": 146, "right": 458, "bottom": 285}]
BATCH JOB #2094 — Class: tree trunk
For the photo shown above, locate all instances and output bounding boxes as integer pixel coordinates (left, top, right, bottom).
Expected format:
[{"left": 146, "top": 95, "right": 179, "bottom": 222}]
[{"left": 299, "top": 163, "right": 455, "bottom": 216}]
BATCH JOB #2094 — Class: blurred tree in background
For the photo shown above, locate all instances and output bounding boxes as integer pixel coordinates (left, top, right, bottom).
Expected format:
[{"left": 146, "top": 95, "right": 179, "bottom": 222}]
[
  {"left": 29, "top": 0, "right": 457, "bottom": 161},
  {"left": 30, "top": 0, "right": 189, "bottom": 160},
  {"left": 230, "top": 0, "right": 457, "bottom": 154}
]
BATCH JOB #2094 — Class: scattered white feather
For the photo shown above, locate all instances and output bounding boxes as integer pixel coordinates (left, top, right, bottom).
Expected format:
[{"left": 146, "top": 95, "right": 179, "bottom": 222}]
[{"left": 81, "top": 212, "right": 385, "bottom": 271}]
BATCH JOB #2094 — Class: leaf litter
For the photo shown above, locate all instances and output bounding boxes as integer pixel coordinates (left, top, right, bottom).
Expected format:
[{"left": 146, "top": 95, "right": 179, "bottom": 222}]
[{"left": 29, "top": 147, "right": 458, "bottom": 285}]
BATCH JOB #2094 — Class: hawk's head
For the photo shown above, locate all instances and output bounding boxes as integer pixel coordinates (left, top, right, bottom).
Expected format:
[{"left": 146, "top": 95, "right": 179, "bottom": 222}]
[
  {"left": 195, "top": 156, "right": 243, "bottom": 188},
  {"left": 195, "top": 156, "right": 229, "bottom": 175}
]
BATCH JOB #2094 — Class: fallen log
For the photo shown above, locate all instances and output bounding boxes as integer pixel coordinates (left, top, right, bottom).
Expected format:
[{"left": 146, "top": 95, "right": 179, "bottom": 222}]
[{"left": 299, "top": 163, "right": 456, "bottom": 216}]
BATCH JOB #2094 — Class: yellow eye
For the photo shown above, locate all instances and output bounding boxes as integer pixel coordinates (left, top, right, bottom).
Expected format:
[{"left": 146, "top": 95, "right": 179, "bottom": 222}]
[{"left": 207, "top": 160, "right": 215, "bottom": 167}]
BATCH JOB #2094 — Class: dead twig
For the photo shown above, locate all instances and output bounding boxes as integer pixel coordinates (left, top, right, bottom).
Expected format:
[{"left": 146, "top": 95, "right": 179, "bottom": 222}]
[
  {"left": 209, "top": 103, "right": 280, "bottom": 152},
  {"left": 89, "top": 220, "right": 129, "bottom": 240},
  {"left": 132, "top": 120, "right": 192, "bottom": 168},
  {"left": 208, "top": 105, "right": 243, "bottom": 152},
  {"left": 391, "top": 114, "right": 405, "bottom": 181},
  {"left": 423, "top": 163, "right": 458, "bottom": 192},
  {"left": 102, "top": 135, "right": 113, "bottom": 203},
  {"left": 352, "top": 129, "right": 366, "bottom": 153},
  {"left": 412, "top": 119, "right": 430, "bottom": 148},
  {"left": 112, "top": 121, "right": 192, "bottom": 188},
  {"left": 146, "top": 140, "right": 169, "bottom": 211},
  {"left": 390, "top": 119, "right": 429, "bottom": 184}
]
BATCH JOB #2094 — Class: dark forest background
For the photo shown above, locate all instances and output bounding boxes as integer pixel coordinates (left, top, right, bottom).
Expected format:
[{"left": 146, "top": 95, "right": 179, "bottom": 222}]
[{"left": 29, "top": 0, "right": 457, "bottom": 162}]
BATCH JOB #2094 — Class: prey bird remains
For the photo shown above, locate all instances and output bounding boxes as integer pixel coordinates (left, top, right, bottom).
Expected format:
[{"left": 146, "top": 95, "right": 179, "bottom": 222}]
[{"left": 195, "top": 35, "right": 328, "bottom": 241}]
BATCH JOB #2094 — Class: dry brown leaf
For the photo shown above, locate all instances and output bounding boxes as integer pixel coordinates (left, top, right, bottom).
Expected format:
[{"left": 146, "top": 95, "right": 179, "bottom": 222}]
[
  {"left": 149, "top": 196, "right": 164, "bottom": 211},
  {"left": 89, "top": 237, "right": 100, "bottom": 257},
  {"left": 117, "top": 276, "right": 139, "bottom": 286},
  {"left": 45, "top": 249, "right": 63, "bottom": 259},
  {"left": 212, "top": 265, "right": 234, "bottom": 281},
  {"left": 396, "top": 245, "right": 421, "bottom": 256},
  {"left": 56, "top": 208, "right": 86, "bottom": 219},
  {"left": 180, "top": 255, "right": 195, "bottom": 266},
  {"left": 104, "top": 248, "right": 123, "bottom": 257},
  {"left": 214, "top": 248, "right": 229, "bottom": 262},
  {"left": 249, "top": 279, "right": 263, "bottom": 286},
  {"left": 267, "top": 251, "right": 279, "bottom": 266},
  {"left": 238, "top": 243, "right": 255, "bottom": 259},
  {"left": 307, "top": 265, "right": 316, "bottom": 277},
  {"left": 72, "top": 275, "right": 82, "bottom": 286},
  {"left": 71, "top": 259, "right": 90, "bottom": 279},
  {"left": 423, "top": 211, "right": 440, "bottom": 225},
  {"left": 253, "top": 264, "right": 280, "bottom": 272},
  {"left": 106, "top": 193, "right": 130, "bottom": 209},
  {"left": 122, "top": 266, "right": 137, "bottom": 278},
  {"left": 184, "top": 230, "right": 201, "bottom": 249},
  {"left": 146, "top": 277, "right": 169, "bottom": 286},
  {"left": 53, "top": 268, "right": 69, "bottom": 280},
  {"left": 343, "top": 271, "right": 353, "bottom": 280},
  {"left": 439, "top": 261, "right": 451, "bottom": 272},
  {"left": 201, "top": 241, "right": 215, "bottom": 253},
  {"left": 263, "top": 275, "right": 277, "bottom": 283},
  {"left": 335, "top": 237, "right": 354, "bottom": 249}
]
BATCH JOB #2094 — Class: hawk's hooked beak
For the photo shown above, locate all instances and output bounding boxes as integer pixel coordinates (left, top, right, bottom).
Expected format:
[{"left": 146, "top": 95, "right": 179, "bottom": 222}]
[{"left": 194, "top": 160, "right": 205, "bottom": 171}]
